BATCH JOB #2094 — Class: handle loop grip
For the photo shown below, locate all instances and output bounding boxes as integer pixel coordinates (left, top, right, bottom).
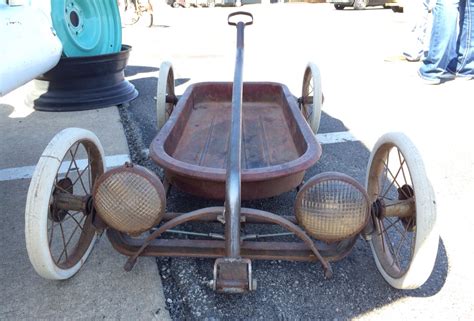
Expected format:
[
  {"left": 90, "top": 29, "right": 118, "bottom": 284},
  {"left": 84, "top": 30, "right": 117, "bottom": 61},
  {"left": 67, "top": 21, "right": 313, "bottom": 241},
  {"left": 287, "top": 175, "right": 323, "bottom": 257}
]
[{"left": 228, "top": 11, "right": 253, "bottom": 26}]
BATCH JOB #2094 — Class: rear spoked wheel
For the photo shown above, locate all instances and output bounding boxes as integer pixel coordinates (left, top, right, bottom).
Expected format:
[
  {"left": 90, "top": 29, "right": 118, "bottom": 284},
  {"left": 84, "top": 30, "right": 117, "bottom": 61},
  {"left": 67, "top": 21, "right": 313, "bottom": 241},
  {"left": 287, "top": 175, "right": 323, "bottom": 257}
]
[
  {"left": 25, "top": 128, "right": 106, "bottom": 280},
  {"left": 366, "top": 133, "right": 438, "bottom": 289},
  {"left": 300, "top": 62, "right": 322, "bottom": 134},
  {"left": 157, "top": 61, "right": 176, "bottom": 131}
]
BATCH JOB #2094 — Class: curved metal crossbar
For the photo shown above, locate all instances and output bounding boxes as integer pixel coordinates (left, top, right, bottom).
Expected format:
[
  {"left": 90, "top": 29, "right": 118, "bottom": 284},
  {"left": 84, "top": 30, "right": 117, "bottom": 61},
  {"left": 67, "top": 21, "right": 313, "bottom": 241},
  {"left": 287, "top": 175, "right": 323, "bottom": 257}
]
[
  {"left": 242, "top": 208, "right": 333, "bottom": 278},
  {"left": 123, "top": 206, "right": 332, "bottom": 278}
]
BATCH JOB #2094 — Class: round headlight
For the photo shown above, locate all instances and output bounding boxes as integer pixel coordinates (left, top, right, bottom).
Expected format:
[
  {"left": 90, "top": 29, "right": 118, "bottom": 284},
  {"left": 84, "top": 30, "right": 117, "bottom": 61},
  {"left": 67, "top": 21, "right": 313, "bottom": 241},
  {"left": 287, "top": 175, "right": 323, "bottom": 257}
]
[
  {"left": 93, "top": 163, "right": 165, "bottom": 235},
  {"left": 295, "top": 172, "right": 369, "bottom": 242}
]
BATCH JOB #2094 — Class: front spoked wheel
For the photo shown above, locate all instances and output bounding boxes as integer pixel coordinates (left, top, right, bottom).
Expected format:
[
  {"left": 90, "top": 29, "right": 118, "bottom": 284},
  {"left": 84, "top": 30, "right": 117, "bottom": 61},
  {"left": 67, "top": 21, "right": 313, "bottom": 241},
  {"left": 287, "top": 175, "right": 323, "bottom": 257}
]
[
  {"left": 366, "top": 132, "right": 438, "bottom": 289},
  {"left": 300, "top": 62, "right": 322, "bottom": 134},
  {"left": 25, "top": 128, "right": 106, "bottom": 280}
]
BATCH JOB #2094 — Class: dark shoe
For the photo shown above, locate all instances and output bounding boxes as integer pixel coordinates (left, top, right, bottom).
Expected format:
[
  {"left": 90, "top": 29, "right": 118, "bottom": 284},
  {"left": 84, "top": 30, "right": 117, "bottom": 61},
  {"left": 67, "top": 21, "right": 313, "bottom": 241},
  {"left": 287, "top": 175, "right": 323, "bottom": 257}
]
[
  {"left": 405, "top": 56, "right": 421, "bottom": 62},
  {"left": 402, "top": 51, "right": 422, "bottom": 62}
]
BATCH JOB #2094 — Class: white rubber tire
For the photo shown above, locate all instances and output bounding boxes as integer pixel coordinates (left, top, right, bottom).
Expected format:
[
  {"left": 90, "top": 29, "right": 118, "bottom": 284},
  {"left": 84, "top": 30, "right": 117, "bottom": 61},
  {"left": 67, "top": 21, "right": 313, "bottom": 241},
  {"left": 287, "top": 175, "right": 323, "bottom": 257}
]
[
  {"left": 156, "top": 61, "right": 175, "bottom": 131},
  {"left": 301, "top": 62, "right": 322, "bottom": 134},
  {"left": 366, "top": 132, "right": 438, "bottom": 289},
  {"left": 25, "top": 128, "right": 106, "bottom": 280}
]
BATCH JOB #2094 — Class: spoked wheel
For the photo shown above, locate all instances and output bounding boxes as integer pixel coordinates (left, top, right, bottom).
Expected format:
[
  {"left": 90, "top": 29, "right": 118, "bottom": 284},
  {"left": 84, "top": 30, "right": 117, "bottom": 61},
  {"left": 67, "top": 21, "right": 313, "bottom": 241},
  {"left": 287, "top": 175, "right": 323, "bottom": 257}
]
[
  {"left": 142, "top": 11, "right": 154, "bottom": 28},
  {"left": 25, "top": 128, "right": 106, "bottom": 280},
  {"left": 138, "top": 1, "right": 154, "bottom": 27},
  {"left": 300, "top": 62, "right": 322, "bottom": 134},
  {"left": 366, "top": 132, "right": 438, "bottom": 289},
  {"left": 157, "top": 61, "right": 176, "bottom": 131}
]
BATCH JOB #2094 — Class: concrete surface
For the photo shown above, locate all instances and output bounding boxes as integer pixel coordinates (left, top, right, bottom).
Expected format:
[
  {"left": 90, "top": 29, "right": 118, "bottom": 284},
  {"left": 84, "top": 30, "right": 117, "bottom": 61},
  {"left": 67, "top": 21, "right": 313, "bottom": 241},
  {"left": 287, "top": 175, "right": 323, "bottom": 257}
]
[{"left": 0, "top": 85, "right": 170, "bottom": 320}]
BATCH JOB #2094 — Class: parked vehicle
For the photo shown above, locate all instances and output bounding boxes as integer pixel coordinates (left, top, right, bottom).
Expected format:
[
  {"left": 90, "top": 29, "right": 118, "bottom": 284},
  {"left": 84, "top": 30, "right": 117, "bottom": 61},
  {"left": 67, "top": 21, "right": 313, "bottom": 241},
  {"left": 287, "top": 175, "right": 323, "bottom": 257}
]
[
  {"left": 328, "top": 0, "right": 401, "bottom": 11},
  {"left": 170, "top": 0, "right": 234, "bottom": 8}
]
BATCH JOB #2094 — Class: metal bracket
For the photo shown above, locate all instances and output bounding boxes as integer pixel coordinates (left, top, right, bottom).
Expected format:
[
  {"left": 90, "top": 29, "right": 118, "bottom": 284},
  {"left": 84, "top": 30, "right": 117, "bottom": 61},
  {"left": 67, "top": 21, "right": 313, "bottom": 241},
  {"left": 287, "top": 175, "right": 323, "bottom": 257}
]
[
  {"left": 217, "top": 211, "right": 246, "bottom": 225},
  {"left": 211, "top": 258, "right": 256, "bottom": 293}
]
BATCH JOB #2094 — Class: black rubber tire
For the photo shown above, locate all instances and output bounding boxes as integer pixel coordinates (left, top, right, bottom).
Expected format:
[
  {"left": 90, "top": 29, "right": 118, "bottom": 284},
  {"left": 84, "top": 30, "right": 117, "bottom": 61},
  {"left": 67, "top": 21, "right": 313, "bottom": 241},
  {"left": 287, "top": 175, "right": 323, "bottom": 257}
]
[{"left": 27, "top": 45, "right": 138, "bottom": 112}]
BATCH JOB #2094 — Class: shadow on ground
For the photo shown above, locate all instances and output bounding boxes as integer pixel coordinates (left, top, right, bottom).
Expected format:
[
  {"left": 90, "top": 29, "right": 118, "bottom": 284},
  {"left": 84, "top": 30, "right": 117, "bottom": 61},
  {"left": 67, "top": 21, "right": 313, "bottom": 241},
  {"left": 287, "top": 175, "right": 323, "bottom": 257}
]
[{"left": 119, "top": 70, "right": 448, "bottom": 320}]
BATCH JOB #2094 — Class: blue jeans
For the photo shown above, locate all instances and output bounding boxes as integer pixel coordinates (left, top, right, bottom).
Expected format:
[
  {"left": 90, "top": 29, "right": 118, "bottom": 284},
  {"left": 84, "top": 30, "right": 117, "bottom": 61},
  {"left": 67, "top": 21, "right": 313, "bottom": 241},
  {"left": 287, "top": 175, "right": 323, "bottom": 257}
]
[
  {"left": 403, "top": 0, "right": 434, "bottom": 61},
  {"left": 419, "top": 0, "right": 474, "bottom": 80}
]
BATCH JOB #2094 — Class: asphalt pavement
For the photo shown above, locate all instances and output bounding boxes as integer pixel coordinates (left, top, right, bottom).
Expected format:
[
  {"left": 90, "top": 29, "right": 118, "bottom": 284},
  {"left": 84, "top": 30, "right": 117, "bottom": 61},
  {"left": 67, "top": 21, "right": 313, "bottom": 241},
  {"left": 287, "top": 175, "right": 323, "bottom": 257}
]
[{"left": 121, "top": 2, "right": 473, "bottom": 320}]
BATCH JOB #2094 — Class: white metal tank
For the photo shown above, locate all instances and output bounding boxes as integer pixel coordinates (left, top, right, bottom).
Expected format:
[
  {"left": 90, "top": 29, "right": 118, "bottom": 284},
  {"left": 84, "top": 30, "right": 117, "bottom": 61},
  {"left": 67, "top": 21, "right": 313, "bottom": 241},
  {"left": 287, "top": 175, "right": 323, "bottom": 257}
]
[{"left": 0, "top": 4, "right": 62, "bottom": 96}]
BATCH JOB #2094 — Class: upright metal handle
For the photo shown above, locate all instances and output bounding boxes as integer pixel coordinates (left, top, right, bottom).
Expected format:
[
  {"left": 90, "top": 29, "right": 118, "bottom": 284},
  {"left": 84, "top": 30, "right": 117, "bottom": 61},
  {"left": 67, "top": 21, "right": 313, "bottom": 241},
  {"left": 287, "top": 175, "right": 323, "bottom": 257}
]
[
  {"left": 225, "top": 12, "right": 252, "bottom": 258},
  {"left": 227, "top": 11, "right": 253, "bottom": 26}
]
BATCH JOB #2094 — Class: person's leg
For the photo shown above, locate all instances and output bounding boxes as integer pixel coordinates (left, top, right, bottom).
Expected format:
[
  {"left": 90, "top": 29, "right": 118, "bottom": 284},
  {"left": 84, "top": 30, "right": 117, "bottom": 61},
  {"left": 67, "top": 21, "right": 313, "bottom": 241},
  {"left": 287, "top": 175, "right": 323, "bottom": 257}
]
[
  {"left": 419, "top": 0, "right": 459, "bottom": 82},
  {"left": 449, "top": 0, "right": 474, "bottom": 78},
  {"left": 403, "top": 0, "right": 435, "bottom": 61}
]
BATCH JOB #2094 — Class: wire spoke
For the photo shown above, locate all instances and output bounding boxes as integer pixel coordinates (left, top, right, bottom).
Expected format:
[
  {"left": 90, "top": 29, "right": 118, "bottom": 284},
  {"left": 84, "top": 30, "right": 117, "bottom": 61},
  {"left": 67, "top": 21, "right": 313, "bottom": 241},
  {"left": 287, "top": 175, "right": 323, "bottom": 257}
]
[
  {"left": 56, "top": 221, "right": 69, "bottom": 264},
  {"left": 48, "top": 221, "right": 55, "bottom": 248},
  {"left": 380, "top": 151, "right": 390, "bottom": 199},
  {"left": 375, "top": 217, "right": 387, "bottom": 253},
  {"left": 61, "top": 210, "right": 83, "bottom": 223},
  {"left": 408, "top": 216, "right": 416, "bottom": 254},
  {"left": 391, "top": 218, "right": 411, "bottom": 239},
  {"left": 56, "top": 215, "right": 86, "bottom": 264},
  {"left": 398, "top": 149, "right": 408, "bottom": 186},
  {"left": 69, "top": 164, "right": 90, "bottom": 195},
  {"left": 64, "top": 143, "right": 80, "bottom": 179},
  {"left": 382, "top": 219, "right": 401, "bottom": 268},
  {"left": 393, "top": 227, "right": 410, "bottom": 265},
  {"left": 87, "top": 147, "right": 93, "bottom": 190},
  {"left": 378, "top": 217, "right": 401, "bottom": 235},
  {"left": 65, "top": 212, "right": 85, "bottom": 233},
  {"left": 71, "top": 155, "right": 89, "bottom": 194},
  {"left": 381, "top": 158, "right": 406, "bottom": 199}
]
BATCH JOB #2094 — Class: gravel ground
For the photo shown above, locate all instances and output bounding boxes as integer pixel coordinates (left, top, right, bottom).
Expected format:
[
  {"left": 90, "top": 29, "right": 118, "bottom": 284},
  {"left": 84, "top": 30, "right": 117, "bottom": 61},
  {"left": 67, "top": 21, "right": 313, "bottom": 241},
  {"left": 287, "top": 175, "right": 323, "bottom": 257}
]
[{"left": 117, "top": 100, "right": 448, "bottom": 320}]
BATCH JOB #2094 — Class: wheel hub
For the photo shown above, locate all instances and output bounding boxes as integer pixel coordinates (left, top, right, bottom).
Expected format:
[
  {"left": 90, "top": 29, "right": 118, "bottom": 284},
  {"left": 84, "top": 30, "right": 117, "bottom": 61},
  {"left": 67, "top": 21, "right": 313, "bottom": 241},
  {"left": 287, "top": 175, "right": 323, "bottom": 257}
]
[
  {"left": 398, "top": 185, "right": 416, "bottom": 232},
  {"left": 65, "top": 2, "right": 84, "bottom": 36},
  {"left": 50, "top": 178, "right": 73, "bottom": 222}
]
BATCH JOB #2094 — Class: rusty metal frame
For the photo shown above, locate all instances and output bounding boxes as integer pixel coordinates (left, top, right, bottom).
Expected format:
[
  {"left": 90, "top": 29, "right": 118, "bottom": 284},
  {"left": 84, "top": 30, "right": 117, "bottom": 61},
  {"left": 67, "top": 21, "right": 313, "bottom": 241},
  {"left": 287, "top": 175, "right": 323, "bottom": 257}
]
[{"left": 106, "top": 206, "right": 365, "bottom": 278}]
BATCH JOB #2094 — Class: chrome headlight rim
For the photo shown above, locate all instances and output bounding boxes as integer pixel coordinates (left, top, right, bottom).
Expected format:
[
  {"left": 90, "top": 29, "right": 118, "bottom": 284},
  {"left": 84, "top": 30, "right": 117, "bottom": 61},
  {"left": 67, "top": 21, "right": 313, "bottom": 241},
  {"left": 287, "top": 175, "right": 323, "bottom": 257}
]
[
  {"left": 295, "top": 171, "right": 370, "bottom": 243},
  {"left": 92, "top": 163, "right": 166, "bottom": 235}
]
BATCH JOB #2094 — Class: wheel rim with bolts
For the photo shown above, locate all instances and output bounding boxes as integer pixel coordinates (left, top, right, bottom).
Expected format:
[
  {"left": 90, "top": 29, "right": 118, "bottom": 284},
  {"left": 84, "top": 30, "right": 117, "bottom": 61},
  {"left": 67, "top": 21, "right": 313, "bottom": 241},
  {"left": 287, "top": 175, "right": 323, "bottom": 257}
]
[{"left": 51, "top": 0, "right": 121, "bottom": 56}]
